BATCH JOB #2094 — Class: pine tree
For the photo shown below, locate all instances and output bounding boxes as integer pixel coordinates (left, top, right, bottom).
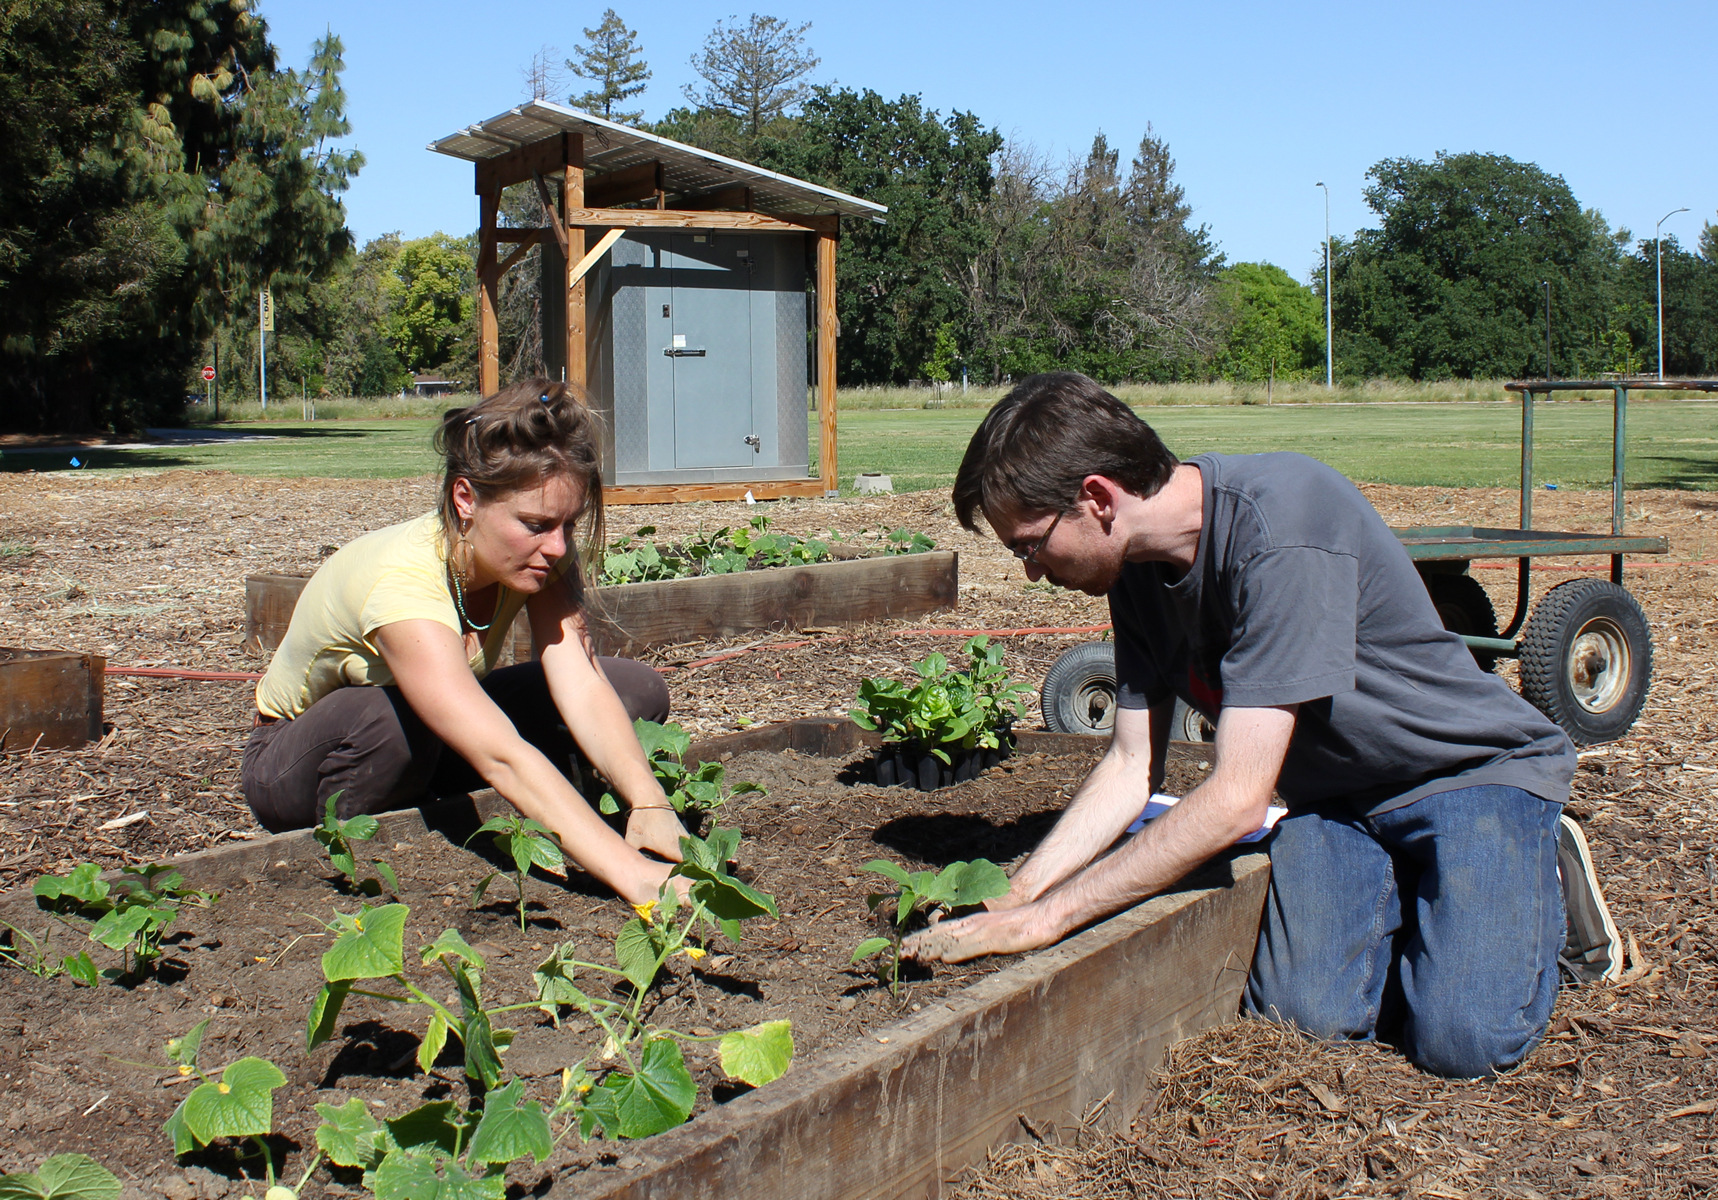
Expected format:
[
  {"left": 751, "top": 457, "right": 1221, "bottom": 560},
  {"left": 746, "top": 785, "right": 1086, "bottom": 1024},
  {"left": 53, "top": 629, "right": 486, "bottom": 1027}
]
[
  {"left": 684, "top": 14, "right": 819, "bottom": 137},
  {"left": 566, "top": 9, "right": 650, "bottom": 124}
]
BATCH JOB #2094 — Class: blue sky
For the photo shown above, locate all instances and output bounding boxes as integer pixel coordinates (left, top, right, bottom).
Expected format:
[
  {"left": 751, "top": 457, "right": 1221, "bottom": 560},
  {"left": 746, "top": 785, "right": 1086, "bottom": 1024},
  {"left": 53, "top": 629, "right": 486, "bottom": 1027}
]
[{"left": 266, "top": 0, "right": 1716, "bottom": 279}]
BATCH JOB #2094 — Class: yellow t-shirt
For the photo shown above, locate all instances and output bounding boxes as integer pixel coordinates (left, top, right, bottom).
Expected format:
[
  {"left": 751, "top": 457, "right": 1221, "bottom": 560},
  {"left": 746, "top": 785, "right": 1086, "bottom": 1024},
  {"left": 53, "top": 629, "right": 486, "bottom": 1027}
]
[{"left": 255, "top": 513, "right": 532, "bottom": 720}]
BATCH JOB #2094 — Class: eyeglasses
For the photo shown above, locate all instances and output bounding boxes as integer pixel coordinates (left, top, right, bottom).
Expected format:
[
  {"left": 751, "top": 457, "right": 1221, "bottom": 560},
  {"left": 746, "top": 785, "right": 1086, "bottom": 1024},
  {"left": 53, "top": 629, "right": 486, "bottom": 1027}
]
[{"left": 1011, "top": 509, "right": 1065, "bottom": 563}]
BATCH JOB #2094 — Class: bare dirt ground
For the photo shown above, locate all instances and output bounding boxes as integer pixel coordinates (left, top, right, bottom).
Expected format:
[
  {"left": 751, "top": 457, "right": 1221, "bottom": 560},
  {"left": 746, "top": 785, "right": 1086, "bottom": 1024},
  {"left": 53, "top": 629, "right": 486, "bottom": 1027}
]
[{"left": 2, "top": 469, "right": 1716, "bottom": 1198}]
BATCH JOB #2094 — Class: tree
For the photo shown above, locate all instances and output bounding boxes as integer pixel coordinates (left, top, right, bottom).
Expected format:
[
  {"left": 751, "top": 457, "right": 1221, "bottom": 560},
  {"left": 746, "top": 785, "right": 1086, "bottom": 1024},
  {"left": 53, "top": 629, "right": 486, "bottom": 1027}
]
[
  {"left": 1212, "top": 263, "right": 1325, "bottom": 382},
  {"left": 566, "top": 10, "right": 649, "bottom": 124},
  {"left": 765, "top": 88, "right": 1001, "bottom": 385},
  {"left": 522, "top": 45, "right": 566, "bottom": 102},
  {"left": 1329, "top": 152, "right": 1619, "bottom": 380},
  {"left": 385, "top": 233, "right": 477, "bottom": 379},
  {"left": 684, "top": 14, "right": 818, "bottom": 137},
  {"left": 0, "top": 1, "right": 360, "bottom": 431}
]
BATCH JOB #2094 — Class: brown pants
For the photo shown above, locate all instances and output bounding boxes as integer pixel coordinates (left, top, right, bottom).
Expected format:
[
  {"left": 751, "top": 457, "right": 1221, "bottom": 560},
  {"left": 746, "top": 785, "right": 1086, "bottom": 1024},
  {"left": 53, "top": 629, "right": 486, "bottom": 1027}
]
[{"left": 242, "top": 659, "right": 670, "bottom": 833}]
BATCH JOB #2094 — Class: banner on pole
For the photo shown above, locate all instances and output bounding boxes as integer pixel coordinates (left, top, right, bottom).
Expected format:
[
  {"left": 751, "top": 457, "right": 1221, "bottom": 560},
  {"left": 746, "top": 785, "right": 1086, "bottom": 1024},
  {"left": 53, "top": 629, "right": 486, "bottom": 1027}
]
[{"left": 260, "top": 289, "right": 275, "bottom": 332}]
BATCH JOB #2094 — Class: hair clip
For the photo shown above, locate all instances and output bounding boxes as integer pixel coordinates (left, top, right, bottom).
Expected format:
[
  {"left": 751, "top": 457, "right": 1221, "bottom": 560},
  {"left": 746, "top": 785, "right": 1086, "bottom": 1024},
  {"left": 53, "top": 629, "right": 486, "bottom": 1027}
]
[
  {"left": 465, "top": 413, "right": 482, "bottom": 425},
  {"left": 540, "top": 393, "right": 551, "bottom": 404}
]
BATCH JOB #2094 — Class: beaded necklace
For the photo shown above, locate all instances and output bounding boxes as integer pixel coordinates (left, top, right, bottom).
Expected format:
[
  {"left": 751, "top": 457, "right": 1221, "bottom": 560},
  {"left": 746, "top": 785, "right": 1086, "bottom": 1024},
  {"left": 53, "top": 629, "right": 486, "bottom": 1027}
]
[{"left": 448, "top": 546, "right": 493, "bottom": 632}]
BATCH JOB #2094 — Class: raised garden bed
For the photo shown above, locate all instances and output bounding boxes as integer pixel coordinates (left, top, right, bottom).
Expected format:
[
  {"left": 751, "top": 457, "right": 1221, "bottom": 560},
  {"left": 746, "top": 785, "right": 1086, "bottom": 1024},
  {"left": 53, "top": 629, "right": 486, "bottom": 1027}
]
[
  {"left": 0, "top": 648, "right": 105, "bottom": 752},
  {"left": 243, "top": 551, "right": 959, "bottom": 660},
  {"left": 0, "top": 721, "right": 1267, "bottom": 1198}
]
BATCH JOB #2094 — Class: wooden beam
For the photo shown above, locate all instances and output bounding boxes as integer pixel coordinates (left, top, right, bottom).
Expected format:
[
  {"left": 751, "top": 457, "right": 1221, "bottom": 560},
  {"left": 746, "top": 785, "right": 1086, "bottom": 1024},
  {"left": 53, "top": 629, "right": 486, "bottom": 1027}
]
[
  {"left": 495, "top": 240, "right": 533, "bottom": 278},
  {"left": 569, "top": 227, "right": 626, "bottom": 289},
  {"left": 0, "top": 649, "right": 105, "bottom": 752},
  {"left": 585, "top": 160, "right": 662, "bottom": 208},
  {"left": 562, "top": 208, "right": 838, "bottom": 234},
  {"left": 583, "top": 551, "right": 958, "bottom": 657},
  {"left": 815, "top": 230, "right": 839, "bottom": 494},
  {"left": 672, "top": 185, "right": 753, "bottom": 212},
  {"left": 565, "top": 133, "right": 586, "bottom": 391},
  {"left": 477, "top": 187, "right": 500, "bottom": 397},
  {"left": 533, "top": 171, "right": 568, "bottom": 258},
  {"left": 473, "top": 136, "right": 570, "bottom": 194}
]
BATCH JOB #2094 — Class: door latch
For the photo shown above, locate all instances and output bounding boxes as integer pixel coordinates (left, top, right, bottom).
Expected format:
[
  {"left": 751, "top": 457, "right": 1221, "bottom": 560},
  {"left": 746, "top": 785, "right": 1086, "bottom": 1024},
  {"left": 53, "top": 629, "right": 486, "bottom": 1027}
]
[
  {"left": 744, "top": 434, "right": 761, "bottom": 452},
  {"left": 663, "top": 347, "right": 706, "bottom": 357}
]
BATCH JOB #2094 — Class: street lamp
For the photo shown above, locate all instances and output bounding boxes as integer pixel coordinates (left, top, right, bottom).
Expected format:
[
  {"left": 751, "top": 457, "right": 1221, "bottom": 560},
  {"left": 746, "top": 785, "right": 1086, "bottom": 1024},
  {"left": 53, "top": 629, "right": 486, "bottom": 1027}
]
[
  {"left": 1316, "top": 182, "right": 1332, "bottom": 388},
  {"left": 1655, "top": 207, "right": 1689, "bottom": 381}
]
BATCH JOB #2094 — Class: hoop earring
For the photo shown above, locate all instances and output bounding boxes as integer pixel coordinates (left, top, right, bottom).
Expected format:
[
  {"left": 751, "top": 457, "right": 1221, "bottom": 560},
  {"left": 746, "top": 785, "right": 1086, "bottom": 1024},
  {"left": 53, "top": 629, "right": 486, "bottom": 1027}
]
[{"left": 448, "top": 521, "right": 492, "bottom": 631}]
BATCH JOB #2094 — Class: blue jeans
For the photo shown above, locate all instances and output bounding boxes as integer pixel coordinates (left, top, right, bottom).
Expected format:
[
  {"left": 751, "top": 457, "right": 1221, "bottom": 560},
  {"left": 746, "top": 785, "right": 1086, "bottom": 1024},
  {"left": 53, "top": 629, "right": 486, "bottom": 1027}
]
[{"left": 1245, "top": 785, "right": 1564, "bottom": 1078}]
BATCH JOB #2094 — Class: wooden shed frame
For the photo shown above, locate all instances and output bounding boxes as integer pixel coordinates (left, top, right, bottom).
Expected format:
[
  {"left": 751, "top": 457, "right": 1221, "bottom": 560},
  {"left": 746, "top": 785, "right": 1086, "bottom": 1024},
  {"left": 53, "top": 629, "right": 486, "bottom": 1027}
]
[{"left": 430, "top": 102, "right": 887, "bottom": 504}]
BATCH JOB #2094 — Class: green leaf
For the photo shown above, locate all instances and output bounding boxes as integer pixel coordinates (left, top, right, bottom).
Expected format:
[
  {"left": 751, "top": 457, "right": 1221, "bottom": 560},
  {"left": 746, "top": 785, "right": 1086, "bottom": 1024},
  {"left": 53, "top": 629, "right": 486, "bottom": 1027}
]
[
  {"left": 87, "top": 906, "right": 156, "bottom": 953},
  {"left": 306, "top": 980, "right": 351, "bottom": 1051},
  {"left": 322, "top": 904, "right": 409, "bottom": 981},
  {"left": 460, "top": 1008, "right": 505, "bottom": 1090},
  {"left": 32, "top": 863, "right": 108, "bottom": 907},
  {"left": 719, "top": 1020, "right": 794, "bottom": 1086},
  {"left": 0, "top": 1154, "right": 122, "bottom": 1200},
  {"left": 372, "top": 1150, "right": 446, "bottom": 1200},
  {"left": 679, "top": 866, "right": 778, "bottom": 921},
  {"left": 945, "top": 859, "right": 1011, "bottom": 908},
  {"left": 533, "top": 945, "right": 595, "bottom": 1014},
  {"left": 469, "top": 872, "right": 497, "bottom": 910},
  {"left": 180, "top": 1057, "right": 286, "bottom": 1142},
  {"left": 384, "top": 1101, "right": 461, "bottom": 1157},
  {"left": 417, "top": 1009, "right": 449, "bottom": 1075},
  {"left": 517, "top": 828, "right": 564, "bottom": 873},
  {"left": 850, "top": 937, "right": 891, "bottom": 964},
  {"left": 165, "top": 1019, "right": 209, "bottom": 1071},
  {"left": 341, "top": 812, "right": 380, "bottom": 843},
  {"left": 589, "top": 1039, "right": 697, "bottom": 1139},
  {"left": 470, "top": 816, "right": 516, "bottom": 838},
  {"left": 162, "top": 1099, "right": 195, "bottom": 1156},
  {"left": 614, "top": 919, "right": 660, "bottom": 991},
  {"left": 328, "top": 847, "right": 358, "bottom": 879},
  {"left": 862, "top": 859, "right": 912, "bottom": 887},
  {"left": 61, "top": 953, "right": 99, "bottom": 987},
  {"left": 420, "top": 928, "right": 484, "bottom": 971},
  {"left": 465, "top": 1080, "right": 552, "bottom": 1165},
  {"left": 313, "top": 1098, "right": 386, "bottom": 1169},
  {"left": 374, "top": 860, "right": 399, "bottom": 894},
  {"left": 598, "top": 792, "right": 620, "bottom": 815}
]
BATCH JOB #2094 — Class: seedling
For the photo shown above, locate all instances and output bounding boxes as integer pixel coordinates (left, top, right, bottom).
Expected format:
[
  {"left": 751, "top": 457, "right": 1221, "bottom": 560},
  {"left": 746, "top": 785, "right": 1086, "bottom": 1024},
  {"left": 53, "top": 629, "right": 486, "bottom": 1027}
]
[
  {"left": 0, "top": 1154, "right": 121, "bottom": 1200},
  {"left": 162, "top": 1020, "right": 316, "bottom": 1197},
  {"left": 598, "top": 719, "right": 765, "bottom": 820},
  {"left": 851, "top": 858, "right": 1010, "bottom": 996},
  {"left": 33, "top": 862, "right": 216, "bottom": 980},
  {"left": 600, "top": 516, "right": 833, "bottom": 585},
  {"left": 0, "top": 921, "right": 64, "bottom": 981},
  {"left": 883, "top": 527, "right": 936, "bottom": 555},
  {"left": 851, "top": 636, "right": 1033, "bottom": 767},
  {"left": 314, "top": 794, "right": 398, "bottom": 898},
  {"left": 467, "top": 814, "right": 564, "bottom": 931}
]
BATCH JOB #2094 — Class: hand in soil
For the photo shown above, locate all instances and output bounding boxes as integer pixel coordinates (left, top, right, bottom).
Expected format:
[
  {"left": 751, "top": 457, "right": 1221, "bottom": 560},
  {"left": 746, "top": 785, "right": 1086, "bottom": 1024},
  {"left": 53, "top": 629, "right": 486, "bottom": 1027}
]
[
  {"left": 626, "top": 806, "right": 689, "bottom": 862},
  {"left": 902, "top": 905, "right": 1055, "bottom": 963}
]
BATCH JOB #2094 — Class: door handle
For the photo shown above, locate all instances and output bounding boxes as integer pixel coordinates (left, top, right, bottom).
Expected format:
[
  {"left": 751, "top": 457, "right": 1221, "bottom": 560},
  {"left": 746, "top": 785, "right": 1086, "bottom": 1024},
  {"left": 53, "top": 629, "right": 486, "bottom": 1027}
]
[
  {"left": 663, "top": 347, "right": 706, "bottom": 357},
  {"left": 744, "top": 435, "right": 761, "bottom": 451}
]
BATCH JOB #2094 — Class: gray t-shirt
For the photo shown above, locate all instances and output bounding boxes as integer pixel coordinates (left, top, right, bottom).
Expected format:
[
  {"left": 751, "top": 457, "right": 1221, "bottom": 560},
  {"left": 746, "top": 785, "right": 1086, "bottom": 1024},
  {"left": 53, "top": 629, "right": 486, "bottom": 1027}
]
[{"left": 1111, "top": 453, "right": 1575, "bottom": 814}]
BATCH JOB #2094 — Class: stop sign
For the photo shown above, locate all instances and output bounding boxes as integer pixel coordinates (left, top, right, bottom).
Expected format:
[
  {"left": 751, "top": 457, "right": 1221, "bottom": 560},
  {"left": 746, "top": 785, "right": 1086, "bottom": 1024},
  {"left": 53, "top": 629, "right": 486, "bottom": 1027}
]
[{"left": 201, "top": 365, "right": 216, "bottom": 382}]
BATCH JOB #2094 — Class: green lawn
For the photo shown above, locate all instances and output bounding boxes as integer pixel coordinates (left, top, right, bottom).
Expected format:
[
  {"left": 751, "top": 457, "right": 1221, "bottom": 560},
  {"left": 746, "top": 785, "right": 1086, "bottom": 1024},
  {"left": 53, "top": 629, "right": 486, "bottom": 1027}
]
[{"left": 4, "top": 401, "right": 1713, "bottom": 493}]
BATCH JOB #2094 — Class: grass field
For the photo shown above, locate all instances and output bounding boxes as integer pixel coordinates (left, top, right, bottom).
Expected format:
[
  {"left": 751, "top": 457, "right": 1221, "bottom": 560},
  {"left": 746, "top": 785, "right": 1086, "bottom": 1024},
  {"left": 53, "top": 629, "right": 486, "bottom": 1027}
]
[{"left": 5, "top": 399, "right": 1714, "bottom": 493}]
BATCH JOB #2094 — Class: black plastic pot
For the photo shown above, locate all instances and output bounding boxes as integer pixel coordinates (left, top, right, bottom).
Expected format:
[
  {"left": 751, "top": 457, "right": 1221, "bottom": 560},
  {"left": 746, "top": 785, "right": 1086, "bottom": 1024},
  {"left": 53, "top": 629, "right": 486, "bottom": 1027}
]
[{"left": 871, "top": 738, "right": 1012, "bottom": 791}]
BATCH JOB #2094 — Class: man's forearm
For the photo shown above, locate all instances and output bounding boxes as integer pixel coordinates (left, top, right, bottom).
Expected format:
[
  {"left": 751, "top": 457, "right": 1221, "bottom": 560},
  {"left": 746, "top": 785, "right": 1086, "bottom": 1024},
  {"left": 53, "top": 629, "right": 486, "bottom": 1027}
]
[{"left": 1006, "top": 739, "right": 1156, "bottom": 903}]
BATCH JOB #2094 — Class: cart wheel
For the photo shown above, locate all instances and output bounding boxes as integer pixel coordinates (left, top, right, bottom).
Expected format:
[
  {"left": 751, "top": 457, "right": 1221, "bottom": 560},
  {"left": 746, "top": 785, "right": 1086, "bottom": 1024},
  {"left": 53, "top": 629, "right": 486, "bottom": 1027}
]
[
  {"left": 1041, "top": 643, "right": 1116, "bottom": 735},
  {"left": 1171, "top": 699, "right": 1216, "bottom": 743},
  {"left": 1421, "top": 572, "right": 1500, "bottom": 671},
  {"left": 1518, "top": 580, "right": 1653, "bottom": 745}
]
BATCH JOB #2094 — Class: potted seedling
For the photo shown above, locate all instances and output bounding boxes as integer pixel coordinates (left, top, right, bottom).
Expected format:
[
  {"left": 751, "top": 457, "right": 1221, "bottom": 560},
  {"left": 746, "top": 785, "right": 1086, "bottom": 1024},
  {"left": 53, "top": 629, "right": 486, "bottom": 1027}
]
[{"left": 850, "top": 635, "right": 1033, "bottom": 790}]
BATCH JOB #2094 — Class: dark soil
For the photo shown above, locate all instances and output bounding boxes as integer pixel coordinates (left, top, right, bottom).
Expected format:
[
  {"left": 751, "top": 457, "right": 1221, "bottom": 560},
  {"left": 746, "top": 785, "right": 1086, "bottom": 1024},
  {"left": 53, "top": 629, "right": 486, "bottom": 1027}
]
[{"left": 0, "top": 741, "right": 1212, "bottom": 1196}]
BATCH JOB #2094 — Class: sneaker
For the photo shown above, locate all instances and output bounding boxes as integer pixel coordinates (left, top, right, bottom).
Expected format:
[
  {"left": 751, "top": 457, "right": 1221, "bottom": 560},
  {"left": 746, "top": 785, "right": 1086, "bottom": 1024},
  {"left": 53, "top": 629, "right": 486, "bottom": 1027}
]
[{"left": 1557, "top": 814, "right": 1621, "bottom": 984}]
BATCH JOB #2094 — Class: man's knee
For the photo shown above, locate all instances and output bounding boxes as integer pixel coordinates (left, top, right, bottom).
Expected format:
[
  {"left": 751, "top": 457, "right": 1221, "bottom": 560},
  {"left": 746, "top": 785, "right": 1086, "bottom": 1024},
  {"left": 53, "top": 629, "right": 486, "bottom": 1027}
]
[
  {"left": 1404, "top": 1006, "right": 1547, "bottom": 1079},
  {"left": 1245, "top": 965, "right": 1376, "bottom": 1043}
]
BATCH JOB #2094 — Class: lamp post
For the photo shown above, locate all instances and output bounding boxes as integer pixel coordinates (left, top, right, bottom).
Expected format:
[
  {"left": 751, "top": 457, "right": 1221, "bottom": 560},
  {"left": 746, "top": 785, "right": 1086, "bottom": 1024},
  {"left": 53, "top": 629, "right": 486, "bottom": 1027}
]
[
  {"left": 1316, "top": 182, "right": 1332, "bottom": 388},
  {"left": 1655, "top": 207, "right": 1689, "bottom": 381}
]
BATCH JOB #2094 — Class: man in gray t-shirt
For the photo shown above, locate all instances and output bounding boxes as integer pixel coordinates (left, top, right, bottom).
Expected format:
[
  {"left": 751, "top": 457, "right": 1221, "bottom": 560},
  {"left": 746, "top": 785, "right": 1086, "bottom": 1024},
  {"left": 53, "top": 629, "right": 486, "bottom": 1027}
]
[{"left": 907, "top": 372, "right": 1587, "bottom": 1078}]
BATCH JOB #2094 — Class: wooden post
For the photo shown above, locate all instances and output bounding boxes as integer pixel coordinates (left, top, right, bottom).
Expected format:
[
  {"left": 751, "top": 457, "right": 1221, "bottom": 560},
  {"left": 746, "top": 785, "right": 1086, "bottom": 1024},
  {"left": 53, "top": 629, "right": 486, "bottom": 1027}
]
[
  {"left": 477, "top": 187, "right": 500, "bottom": 396},
  {"left": 815, "top": 230, "right": 839, "bottom": 495},
  {"left": 564, "top": 133, "right": 586, "bottom": 391}
]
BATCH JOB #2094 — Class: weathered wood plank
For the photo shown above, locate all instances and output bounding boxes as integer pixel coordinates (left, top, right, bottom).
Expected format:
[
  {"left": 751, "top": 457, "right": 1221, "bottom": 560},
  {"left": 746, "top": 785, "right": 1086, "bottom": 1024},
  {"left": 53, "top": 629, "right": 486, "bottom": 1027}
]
[
  {"left": 244, "top": 553, "right": 958, "bottom": 657},
  {"left": 562, "top": 207, "right": 838, "bottom": 234},
  {"left": 0, "top": 649, "right": 105, "bottom": 752}
]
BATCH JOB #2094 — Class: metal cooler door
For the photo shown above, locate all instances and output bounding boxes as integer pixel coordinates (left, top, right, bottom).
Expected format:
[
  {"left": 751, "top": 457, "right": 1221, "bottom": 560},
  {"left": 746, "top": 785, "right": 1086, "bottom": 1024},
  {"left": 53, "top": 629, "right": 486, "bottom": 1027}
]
[{"left": 666, "top": 233, "right": 756, "bottom": 469}]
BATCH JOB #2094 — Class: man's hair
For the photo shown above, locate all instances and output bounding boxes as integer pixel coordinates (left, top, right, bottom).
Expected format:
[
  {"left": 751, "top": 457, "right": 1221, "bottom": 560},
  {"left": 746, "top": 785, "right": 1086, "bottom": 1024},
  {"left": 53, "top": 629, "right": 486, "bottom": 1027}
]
[{"left": 952, "top": 372, "right": 1179, "bottom": 531}]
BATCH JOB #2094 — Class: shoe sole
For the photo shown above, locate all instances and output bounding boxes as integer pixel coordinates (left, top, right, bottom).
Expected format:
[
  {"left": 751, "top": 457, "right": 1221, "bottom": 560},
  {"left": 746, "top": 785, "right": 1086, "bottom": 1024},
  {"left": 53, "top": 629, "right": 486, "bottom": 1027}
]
[{"left": 1558, "top": 814, "right": 1622, "bottom": 983}]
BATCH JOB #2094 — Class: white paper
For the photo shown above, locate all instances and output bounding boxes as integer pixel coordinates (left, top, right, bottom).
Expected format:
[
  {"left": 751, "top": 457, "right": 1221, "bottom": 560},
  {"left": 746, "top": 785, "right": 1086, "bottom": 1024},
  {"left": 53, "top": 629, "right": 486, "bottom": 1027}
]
[{"left": 1125, "top": 793, "right": 1286, "bottom": 844}]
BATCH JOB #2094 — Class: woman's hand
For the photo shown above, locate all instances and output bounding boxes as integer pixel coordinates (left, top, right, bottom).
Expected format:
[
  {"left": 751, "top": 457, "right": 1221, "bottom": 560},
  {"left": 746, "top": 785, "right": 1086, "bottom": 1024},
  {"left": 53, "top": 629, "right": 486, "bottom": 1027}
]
[{"left": 626, "top": 806, "right": 688, "bottom": 862}]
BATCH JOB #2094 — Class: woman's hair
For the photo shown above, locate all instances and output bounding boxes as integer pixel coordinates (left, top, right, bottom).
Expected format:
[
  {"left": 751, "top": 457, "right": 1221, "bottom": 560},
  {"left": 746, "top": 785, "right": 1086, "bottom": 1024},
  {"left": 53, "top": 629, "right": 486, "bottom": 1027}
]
[
  {"left": 952, "top": 372, "right": 1179, "bottom": 531},
  {"left": 433, "top": 377, "right": 605, "bottom": 607}
]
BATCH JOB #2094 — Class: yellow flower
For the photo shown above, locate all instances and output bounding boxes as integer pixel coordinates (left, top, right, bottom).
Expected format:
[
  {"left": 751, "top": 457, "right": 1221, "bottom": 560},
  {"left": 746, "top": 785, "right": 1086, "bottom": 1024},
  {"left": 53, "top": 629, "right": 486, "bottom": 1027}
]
[
  {"left": 178, "top": 1065, "right": 193, "bottom": 1077},
  {"left": 353, "top": 918, "right": 364, "bottom": 932},
  {"left": 685, "top": 946, "right": 706, "bottom": 961},
  {"left": 217, "top": 1082, "right": 231, "bottom": 1094},
  {"left": 631, "top": 901, "right": 656, "bottom": 922}
]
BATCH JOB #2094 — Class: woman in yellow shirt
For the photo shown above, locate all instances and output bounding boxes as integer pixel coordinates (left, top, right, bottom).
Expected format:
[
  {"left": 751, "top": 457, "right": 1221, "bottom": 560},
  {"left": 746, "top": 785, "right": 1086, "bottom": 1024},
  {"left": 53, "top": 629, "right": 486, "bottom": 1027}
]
[{"left": 243, "top": 379, "right": 685, "bottom": 904}]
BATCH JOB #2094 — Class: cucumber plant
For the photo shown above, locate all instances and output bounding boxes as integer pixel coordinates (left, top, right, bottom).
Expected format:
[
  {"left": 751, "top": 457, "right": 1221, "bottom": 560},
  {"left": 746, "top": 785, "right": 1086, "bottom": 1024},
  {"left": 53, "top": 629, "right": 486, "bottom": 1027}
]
[
  {"left": 598, "top": 719, "right": 765, "bottom": 820},
  {"left": 33, "top": 862, "right": 216, "bottom": 981},
  {"left": 314, "top": 794, "right": 398, "bottom": 898},
  {"left": 851, "top": 858, "right": 1010, "bottom": 996},
  {"left": 467, "top": 814, "right": 563, "bottom": 932},
  {"left": 162, "top": 1019, "right": 317, "bottom": 1198},
  {"left": 0, "top": 1154, "right": 122, "bottom": 1200}
]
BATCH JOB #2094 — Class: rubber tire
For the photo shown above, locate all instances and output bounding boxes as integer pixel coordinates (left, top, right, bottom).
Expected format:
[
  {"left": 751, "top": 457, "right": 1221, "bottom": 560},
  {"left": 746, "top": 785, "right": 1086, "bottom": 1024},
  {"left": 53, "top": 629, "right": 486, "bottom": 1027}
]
[
  {"left": 1041, "top": 642, "right": 1117, "bottom": 736},
  {"left": 1518, "top": 579, "right": 1653, "bottom": 745},
  {"left": 1171, "top": 699, "right": 1216, "bottom": 743},
  {"left": 1421, "top": 571, "right": 1500, "bottom": 672}
]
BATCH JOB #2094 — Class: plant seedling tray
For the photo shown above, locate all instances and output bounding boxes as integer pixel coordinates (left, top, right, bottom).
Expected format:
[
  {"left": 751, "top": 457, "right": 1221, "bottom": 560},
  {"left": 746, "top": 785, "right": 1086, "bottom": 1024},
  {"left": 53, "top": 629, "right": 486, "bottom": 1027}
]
[{"left": 0, "top": 648, "right": 105, "bottom": 752}]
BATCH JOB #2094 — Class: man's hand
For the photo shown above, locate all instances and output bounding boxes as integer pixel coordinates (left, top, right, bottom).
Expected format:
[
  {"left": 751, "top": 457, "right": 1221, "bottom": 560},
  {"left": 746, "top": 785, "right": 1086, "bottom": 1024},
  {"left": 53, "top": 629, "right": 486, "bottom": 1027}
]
[
  {"left": 625, "top": 807, "right": 687, "bottom": 862},
  {"left": 901, "top": 905, "right": 1058, "bottom": 963}
]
